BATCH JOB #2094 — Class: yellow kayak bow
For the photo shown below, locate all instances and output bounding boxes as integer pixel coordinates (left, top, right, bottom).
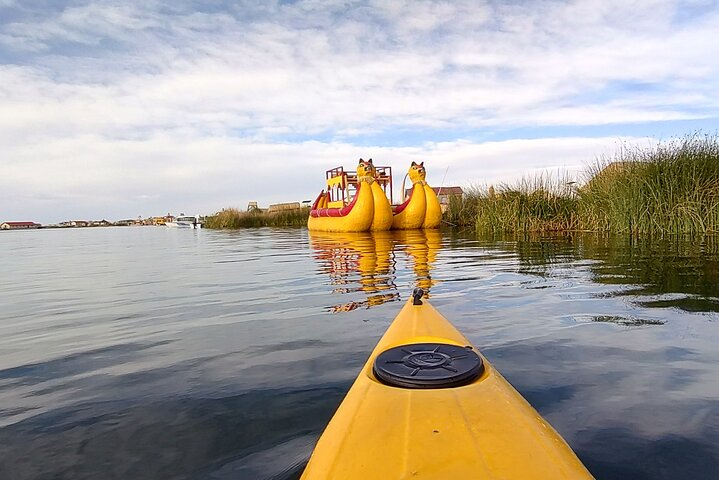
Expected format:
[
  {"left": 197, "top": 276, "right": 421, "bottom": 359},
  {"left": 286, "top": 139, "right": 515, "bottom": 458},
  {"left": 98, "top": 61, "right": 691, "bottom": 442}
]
[{"left": 302, "top": 289, "right": 594, "bottom": 479}]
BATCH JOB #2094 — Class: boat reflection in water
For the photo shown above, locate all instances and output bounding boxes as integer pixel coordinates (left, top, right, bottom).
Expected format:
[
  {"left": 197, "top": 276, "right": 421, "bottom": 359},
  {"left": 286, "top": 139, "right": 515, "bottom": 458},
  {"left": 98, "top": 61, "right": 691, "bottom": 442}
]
[
  {"left": 391, "top": 229, "right": 442, "bottom": 294},
  {"left": 308, "top": 229, "right": 442, "bottom": 312}
]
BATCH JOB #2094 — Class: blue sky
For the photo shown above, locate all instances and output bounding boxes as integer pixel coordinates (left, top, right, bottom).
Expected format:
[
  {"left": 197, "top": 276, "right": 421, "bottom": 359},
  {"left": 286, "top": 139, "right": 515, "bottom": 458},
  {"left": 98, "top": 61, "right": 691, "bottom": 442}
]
[{"left": 1, "top": 0, "right": 718, "bottom": 223}]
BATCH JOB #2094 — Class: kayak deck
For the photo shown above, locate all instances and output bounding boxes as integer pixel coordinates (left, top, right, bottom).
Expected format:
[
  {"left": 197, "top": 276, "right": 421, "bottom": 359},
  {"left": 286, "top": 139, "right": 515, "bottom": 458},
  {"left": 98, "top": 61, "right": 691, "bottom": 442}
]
[{"left": 301, "top": 293, "right": 594, "bottom": 479}]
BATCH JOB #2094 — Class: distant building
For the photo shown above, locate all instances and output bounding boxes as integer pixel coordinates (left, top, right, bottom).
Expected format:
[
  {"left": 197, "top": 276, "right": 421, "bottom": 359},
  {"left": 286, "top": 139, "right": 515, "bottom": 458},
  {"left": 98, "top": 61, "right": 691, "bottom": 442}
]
[
  {"left": 89, "top": 220, "right": 112, "bottom": 227},
  {"left": 1, "top": 221, "right": 41, "bottom": 230},
  {"left": 433, "top": 186, "right": 463, "bottom": 213},
  {"left": 268, "top": 202, "right": 301, "bottom": 213},
  {"left": 432, "top": 186, "right": 463, "bottom": 202},
  {"left": 403, "top": 186, "right": 464, "bottom": 212}
]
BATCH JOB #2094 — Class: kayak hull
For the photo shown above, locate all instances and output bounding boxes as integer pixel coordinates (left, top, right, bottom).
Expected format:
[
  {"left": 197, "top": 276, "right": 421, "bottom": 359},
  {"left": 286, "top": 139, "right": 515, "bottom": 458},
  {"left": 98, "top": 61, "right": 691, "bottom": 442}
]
[{"left": 301, "top": 298, "right": 594, "bottom": 479}]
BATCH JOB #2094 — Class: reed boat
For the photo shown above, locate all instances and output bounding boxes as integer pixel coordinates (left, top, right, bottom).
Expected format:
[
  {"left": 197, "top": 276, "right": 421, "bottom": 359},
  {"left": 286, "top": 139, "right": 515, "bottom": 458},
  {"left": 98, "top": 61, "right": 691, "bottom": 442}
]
[
  {"left": 308, "top": 184, "right": 373, "bottom": 232},
  {"left": 392, "top": 162, "right": 427, "bottom": 230},
  {"left": 301, "top": 289, "right": 594, "bottom": 479},
  {"left": 308, "top": 159, "right": 393, "bottom": 232},
  {"left": 308, "top": 161, "right": 375, "bottom": 232},
  {"left": 392, "top": 162, "right": 442, "bottom": 230}
]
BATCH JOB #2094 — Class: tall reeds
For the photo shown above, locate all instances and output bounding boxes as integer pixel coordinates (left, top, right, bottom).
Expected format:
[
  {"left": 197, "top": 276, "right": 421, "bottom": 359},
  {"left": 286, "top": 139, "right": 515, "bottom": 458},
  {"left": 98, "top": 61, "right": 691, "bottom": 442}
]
[
  {"left": 445, "top": 174, "right": 579, "bottom": 233},
  {"left": 578, "top": 134, "right": 719, "bottom": 234},
  {"left": 204, "top": 208, "right": 310, "bottom": 229},
  {"left": 447, "top": 133, "right": 719, "bottom": 235},
  {"left": 478, "top": 173, "right": 579, "bottom": 234}
]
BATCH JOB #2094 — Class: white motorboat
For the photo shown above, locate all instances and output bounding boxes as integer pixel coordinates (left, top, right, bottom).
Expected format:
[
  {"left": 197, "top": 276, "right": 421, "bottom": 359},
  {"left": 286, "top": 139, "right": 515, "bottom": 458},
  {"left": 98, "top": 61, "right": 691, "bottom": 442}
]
[{"left": 166, "top": 215, "right": 201, "bottom": 229}]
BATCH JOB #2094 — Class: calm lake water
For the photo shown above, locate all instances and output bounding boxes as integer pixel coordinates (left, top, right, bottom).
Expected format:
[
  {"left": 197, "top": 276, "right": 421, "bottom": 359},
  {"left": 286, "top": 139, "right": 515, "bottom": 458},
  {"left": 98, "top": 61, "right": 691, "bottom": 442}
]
[{"left": 1, "top": 227, "right": 718, "bottom": 480}]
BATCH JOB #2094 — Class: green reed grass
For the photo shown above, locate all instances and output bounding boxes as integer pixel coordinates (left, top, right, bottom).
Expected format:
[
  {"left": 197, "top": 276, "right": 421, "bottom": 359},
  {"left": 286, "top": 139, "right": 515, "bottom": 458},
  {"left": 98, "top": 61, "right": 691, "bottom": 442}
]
[
  {"left": 445, "top": 174, "right": 579, "bottom": 233},
  {"left": 204, "top": 208, "right": 310, "bottom": 229},
  {"left": 478, "top": 173, "right": 578, "bottom": 234},
  {"left": 448, "top": 133, "right": 719, "bottom": 235},
  {"left": 444, "top": 187, "right": 481, "bottom": 227},
  {"left": 578, "top": 133, "right": 719, "bottom": 234}
]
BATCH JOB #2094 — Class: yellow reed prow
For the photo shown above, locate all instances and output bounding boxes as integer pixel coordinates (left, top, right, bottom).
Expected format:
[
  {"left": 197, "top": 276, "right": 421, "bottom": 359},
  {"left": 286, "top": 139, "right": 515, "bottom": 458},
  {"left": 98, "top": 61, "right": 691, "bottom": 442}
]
[{"left": 392, "top": 161, "right": 433, "bottom": 230}]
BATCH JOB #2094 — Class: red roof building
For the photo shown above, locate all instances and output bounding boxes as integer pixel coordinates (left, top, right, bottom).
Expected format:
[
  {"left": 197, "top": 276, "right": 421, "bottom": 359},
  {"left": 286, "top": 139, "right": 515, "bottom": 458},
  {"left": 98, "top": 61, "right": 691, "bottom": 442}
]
[
  {"left": 404, "top": 186, "right": 464, "bottom": 202},
  {"left": 1, "top": 222, "right": 41, "bottom": 230},
  {"left": 432, "top": 186, "right": 464, "bottom": 198}
]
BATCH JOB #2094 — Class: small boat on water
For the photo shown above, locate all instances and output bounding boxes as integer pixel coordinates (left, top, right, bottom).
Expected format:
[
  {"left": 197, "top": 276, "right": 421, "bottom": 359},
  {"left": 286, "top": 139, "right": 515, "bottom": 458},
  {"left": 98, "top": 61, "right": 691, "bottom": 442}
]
[
  {"left": 301, "top": 289, "right": 594, "bottom": 479},
  {"left": 166, "top": 215, "right": 202, "bottom": 229}
]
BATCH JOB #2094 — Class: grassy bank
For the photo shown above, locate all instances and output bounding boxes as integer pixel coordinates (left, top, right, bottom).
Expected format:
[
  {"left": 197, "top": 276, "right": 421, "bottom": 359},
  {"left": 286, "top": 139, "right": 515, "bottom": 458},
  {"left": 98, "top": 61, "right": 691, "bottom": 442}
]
[
  {"left": 204, "top": 208, "right": 309, "bottom": 229},
  {"left": 444, "top": 174, "right": 579, "bottom": 233},
  {"left": 446, "top": 133, "right": 719, "bottom": 235}
]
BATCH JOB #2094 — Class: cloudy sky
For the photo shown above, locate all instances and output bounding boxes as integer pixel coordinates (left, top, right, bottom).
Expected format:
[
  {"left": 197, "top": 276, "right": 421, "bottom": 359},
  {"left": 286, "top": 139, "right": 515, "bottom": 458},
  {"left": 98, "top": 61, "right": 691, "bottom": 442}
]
[{"left": 1, "top": 0, "right": 718, "bottom": 223}]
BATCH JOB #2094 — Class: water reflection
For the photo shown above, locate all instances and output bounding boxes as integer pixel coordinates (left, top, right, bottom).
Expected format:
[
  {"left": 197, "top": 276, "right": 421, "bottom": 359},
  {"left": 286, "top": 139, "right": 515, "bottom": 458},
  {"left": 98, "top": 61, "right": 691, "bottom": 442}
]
[
  {"left": 486, "top": 234, "right": 719, "bottom": 314},
  {"left": 310, "top": 230, "right": 719, "bottom": 315},
  {"left": 3, "top": 228, "right": 719, "bottom": 480},
  {"left": 574, "top": 315, "right": 667, "bottom": 327},
  {"left": 308, "top": 230, "right": 442, "bottom": 312},
  {"left": 392, "top": 229, "right": 442, "bottom": 294},
  {"left": 0, "top": 382, "right": 341, "bottom": 480}
]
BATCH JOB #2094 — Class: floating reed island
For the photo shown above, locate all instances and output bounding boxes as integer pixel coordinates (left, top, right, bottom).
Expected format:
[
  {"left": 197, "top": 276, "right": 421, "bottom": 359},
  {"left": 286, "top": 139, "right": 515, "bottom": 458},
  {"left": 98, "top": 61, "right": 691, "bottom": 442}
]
[
  {"left": 206, "top": 133, "right": 718, "bottom": 235},
  {"left": 206, "top": 159, "right": 443, "bottom": 232},
  {"left": 203, "top": 207, "right": 309, "bottom": 229},
  {"left": 444, "top": 133, "right": 719, "bottom": 235}
]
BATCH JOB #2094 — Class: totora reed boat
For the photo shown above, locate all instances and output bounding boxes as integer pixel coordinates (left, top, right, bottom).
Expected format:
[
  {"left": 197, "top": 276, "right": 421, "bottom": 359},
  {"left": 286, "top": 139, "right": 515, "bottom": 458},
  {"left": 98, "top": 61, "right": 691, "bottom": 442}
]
[
  {"left": 308, "top": 159, "right": 393, "bottom": 232},
  {"left": 392, "top": 161, "right": 442, "bottom": 230},
  {"left": 308, "top": 159, "right": 444, "bottom": 232}
]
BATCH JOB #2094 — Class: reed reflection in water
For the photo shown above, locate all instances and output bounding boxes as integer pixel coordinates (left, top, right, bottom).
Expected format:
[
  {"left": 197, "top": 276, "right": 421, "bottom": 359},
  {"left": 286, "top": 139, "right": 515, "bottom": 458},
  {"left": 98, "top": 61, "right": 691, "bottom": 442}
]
[{"left": 506, "top": 234, "right": 719, "bottom": 315}]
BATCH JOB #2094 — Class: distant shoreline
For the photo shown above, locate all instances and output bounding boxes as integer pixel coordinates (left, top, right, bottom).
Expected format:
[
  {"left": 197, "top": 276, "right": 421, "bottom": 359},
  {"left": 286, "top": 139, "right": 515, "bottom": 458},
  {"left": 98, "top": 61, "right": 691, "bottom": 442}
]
[{"left": 1, "top": 224, "right": 174, "bottom": 231}]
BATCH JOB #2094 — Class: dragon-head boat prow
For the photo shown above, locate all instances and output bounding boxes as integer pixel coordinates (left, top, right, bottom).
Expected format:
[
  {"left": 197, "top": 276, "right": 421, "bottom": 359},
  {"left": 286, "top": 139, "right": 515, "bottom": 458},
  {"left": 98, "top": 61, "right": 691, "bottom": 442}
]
[
  {"left": 408, "top": 161, "right": 427, "bottom": 185},
  {"left": 357, "top": 158, "right": 376, "bottom": 183}
]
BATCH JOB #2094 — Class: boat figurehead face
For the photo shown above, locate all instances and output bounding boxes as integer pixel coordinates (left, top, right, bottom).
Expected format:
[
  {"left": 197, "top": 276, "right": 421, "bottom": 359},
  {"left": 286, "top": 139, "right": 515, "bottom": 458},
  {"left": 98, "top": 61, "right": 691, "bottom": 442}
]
[
  {"left": 409, "top": 161, "right": 426, "bottom": 184},
  {"left": 357, "top": 158, "right": 376, "bottom": 179}
]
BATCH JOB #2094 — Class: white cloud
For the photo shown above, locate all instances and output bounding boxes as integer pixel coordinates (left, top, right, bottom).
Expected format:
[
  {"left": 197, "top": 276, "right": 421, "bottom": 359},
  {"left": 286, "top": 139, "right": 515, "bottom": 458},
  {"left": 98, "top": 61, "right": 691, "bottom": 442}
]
[
  {"left": 0, "top": 0, "right": 718, "bottom": 222},
  {"left": 1, "top": 133, "right": 650, "bottom": 224}
]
